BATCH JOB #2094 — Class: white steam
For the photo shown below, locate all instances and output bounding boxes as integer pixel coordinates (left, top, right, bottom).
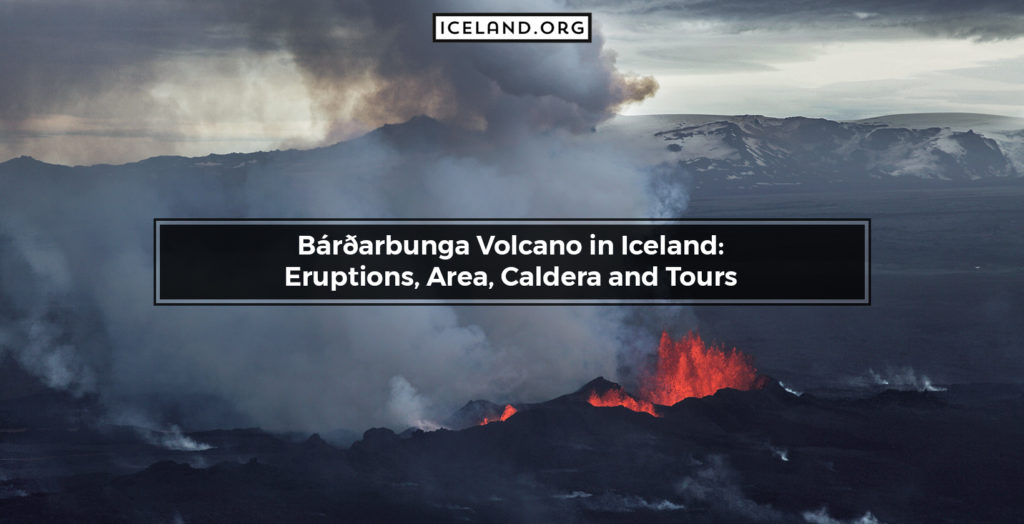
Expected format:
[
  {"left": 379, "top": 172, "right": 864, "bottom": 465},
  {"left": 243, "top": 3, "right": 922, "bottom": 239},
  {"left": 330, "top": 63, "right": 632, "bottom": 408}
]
[
  {"left": 553, "top": 491, "right": 592, "bottom": 500},
  {"left": 779, "top": 381, "right": 803, "bottom": 396},
  {"left": 851, "top": 367, "right": 947, "bottom": 392},
  {"left": 0, "top": 1, "right": 686, "bottom": 433},
  {"left": 803, "top": 506, "right": 884, "bottom": 524},
  {"left": 580, "top": 493, "right": 686, "bottom": 512},
  {"left": 386, "top": 376, "right": 442, "bottom": 431},
  {"left": 768, "top": 443, "right": 790, "bottom": 462},
  {"left": 106, "top": 408, "right": 213, "bottom": 451},
  {"left": 676, "top": 455, "right": 785, "bottom": 521},
  {"left": 0, "top": 118, "right": 689, "bottom": 432},
  {"left": 144, "top": 425, "right": 214, "bottom": 452},
  {"left": 0, "top": 227, "right": 97, "bottom": 396}
]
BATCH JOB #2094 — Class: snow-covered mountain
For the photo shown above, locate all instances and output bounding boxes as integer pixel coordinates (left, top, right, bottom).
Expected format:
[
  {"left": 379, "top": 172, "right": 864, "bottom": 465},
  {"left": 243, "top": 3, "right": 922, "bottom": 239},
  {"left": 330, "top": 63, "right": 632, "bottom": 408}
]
[
  {"left": 3, "top": 113, "right": 1023, "bottom": 195},
  {"left": 599, "top": 113, "right": 1024, "bottom": 191}
]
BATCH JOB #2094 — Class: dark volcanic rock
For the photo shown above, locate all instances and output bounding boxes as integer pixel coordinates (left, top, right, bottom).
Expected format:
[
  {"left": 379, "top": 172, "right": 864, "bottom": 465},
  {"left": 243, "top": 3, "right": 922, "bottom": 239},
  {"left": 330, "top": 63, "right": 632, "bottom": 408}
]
[{"left": 2, "top": 377, "right": 1023, "bottom": 523}]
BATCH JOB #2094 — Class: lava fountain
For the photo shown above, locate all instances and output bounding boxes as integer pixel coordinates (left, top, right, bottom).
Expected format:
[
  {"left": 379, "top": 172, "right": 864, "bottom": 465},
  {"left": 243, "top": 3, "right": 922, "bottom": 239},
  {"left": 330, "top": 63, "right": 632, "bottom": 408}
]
[
  {"left": 589, "top": 331, "right": 765, "bottom": 415},
  {"left": 479, "top": 404, "right": 518, "bottom": 425},
  {"left": 642, "top": 331, "right": 764, "bottom": 404}
]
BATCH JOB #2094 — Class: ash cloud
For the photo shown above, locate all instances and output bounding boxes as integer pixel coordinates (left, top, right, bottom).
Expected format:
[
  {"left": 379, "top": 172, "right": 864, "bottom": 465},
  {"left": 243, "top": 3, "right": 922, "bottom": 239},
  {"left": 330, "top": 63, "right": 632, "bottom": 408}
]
[
  {"left": 0, "top": 0, "right": 656, "bottom": 164},
  {"left": 0, "top": 1, "right": 681, "bottom": 433},
  {"left": 223, "top": 0, "right": 657, "bottom": 140},
  {"left": 0, "top": 149, "right": 675, "bottom": 432}
]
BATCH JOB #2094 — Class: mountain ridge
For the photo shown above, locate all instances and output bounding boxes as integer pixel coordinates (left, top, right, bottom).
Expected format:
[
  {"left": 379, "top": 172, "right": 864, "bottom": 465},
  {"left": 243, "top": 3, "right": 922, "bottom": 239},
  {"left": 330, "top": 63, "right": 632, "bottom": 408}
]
[{"left": 5, "top": 112, "right": 1023, "bottom": 177}]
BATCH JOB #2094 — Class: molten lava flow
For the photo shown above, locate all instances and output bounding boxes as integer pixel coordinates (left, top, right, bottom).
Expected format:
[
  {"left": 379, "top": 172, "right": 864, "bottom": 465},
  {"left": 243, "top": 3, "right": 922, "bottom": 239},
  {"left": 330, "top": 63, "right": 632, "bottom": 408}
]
[
  {"left": 479, "top": 404, "right": 518, "bottom": 425},
  {"left": 642, "top": 331, "right": 763, "bottom": 405},
  {"left": 586, "top": 331, "right": 763, "bottom": 416},
  {"left": 587, "top": 390, "right": 659, "bottom": 417}
]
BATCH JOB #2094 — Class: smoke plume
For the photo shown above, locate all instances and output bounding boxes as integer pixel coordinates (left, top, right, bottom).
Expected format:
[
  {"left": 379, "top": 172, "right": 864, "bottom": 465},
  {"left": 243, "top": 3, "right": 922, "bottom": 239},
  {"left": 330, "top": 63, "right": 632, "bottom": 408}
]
[
  {"left": 0, "top": 1, "right": 683, "bottom": 433},
  {"left": 0, "top": 0, "right": 657, "bottom": 164},
  {"left": 225, "top": 0, "right": 657, "bottom": 141},
  {"left": 676, "top": 455, "right": 785, "bottom": 521},
  {"left": 847, "top": 367, "right": 947, "bottom": 392},
  {"left": 802, "top": 506, "right": 883, "bottom": 524}
]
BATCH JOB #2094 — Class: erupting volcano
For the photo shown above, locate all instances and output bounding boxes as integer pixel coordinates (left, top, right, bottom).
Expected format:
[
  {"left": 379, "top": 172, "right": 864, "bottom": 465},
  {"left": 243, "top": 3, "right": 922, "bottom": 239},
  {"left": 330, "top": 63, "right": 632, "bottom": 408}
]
[
  {"left": 643, "top": 331, "right": 765, "bottom": 403},
  {"left": 587, "top": 389, "right": 660, "bottom": 417},
  {"left": 479, "top": 404, "right": 518, "bottom": 425},
  {"left": 588, "top": 331, "right": 766, "bottom": 415}
]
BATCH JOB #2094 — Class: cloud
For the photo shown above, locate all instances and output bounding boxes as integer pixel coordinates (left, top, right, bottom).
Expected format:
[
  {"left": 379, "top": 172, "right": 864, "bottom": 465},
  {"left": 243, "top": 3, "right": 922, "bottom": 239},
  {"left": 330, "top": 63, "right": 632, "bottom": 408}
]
[
  {"left": 0, "top": 0, "right": 657, "bottom": 164},
  {"left": 582, "top": 0, "right": 1024, "bottom": 40}
]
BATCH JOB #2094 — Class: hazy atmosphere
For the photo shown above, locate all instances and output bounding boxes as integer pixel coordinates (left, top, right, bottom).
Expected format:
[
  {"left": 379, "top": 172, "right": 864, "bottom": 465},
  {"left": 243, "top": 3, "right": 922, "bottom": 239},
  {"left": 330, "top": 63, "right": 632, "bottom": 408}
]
[
  {"left": 1, "top": 0, "right": 1022, "bottom": 165},
  {"left": 1, "top": 0, "right": 1022, "bottom": 435},
  {"left": 1, "top": 2, "right": 1023, "bottom": 521}
]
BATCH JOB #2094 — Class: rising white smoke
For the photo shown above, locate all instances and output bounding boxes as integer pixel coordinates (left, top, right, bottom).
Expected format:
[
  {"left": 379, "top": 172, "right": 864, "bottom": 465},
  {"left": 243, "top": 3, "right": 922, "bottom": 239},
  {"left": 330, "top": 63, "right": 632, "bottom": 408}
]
[
  {"left": 778, "top": 381, "right": 803, "bottom": 396},
  {"left": 803, "top": 506, "right": 884, "bottom": 524},
  {"left": 767, "top": 443, "right": 790, "bottom": 462},
  {"left": 849, "top": 367, "right": 947, "bottom": 392},
  {"left": 146, "top": 425, "right": 214, "bottom": 452},
  {"left": 0, "top": 0, "right": 687, "bottom": 434},
  {"left": 676, "top": 455, "right": 786, "bottom": 521},
  {"left": 386, "top": 376, "right": 442, "bottom": 431},
  {"left": 580, "top": 493, "right": 687, "bottom": 512},
  {"left": 105, "top": 407, "right": 213, "bottom": 451}
]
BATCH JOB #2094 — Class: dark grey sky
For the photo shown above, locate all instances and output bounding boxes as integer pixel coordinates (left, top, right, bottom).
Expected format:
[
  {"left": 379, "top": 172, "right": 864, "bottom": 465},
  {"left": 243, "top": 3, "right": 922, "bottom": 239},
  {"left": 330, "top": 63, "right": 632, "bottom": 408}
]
[{"left": 1, "top": 0, "right": 1022, "bottom": 164}]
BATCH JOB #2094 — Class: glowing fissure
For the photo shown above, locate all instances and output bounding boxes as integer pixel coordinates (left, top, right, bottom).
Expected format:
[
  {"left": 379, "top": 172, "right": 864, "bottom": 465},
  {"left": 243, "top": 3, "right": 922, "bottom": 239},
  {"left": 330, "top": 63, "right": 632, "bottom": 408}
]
[
  {"left": 588, "top": 332, "right": 763, "bottom": 416},
  {"left": 587, "top": 389, "right": 659, "bottom": 417}
]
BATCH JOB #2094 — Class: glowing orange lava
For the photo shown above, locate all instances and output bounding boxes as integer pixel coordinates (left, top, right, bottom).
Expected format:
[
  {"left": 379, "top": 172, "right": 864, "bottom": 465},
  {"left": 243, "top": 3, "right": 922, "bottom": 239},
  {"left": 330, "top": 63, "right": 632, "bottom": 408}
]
[
  {"left": 642, "top": 331, "right": 763, "bottom": 405},
  {"left": 587, "top": 389, "right": 660, "bottom": 417},
  {"left": 479, "top": 404, "right": 518, "bottom": 425},
  {"left": 587, "top": 331, "right": 763, "bottom": 415}
]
